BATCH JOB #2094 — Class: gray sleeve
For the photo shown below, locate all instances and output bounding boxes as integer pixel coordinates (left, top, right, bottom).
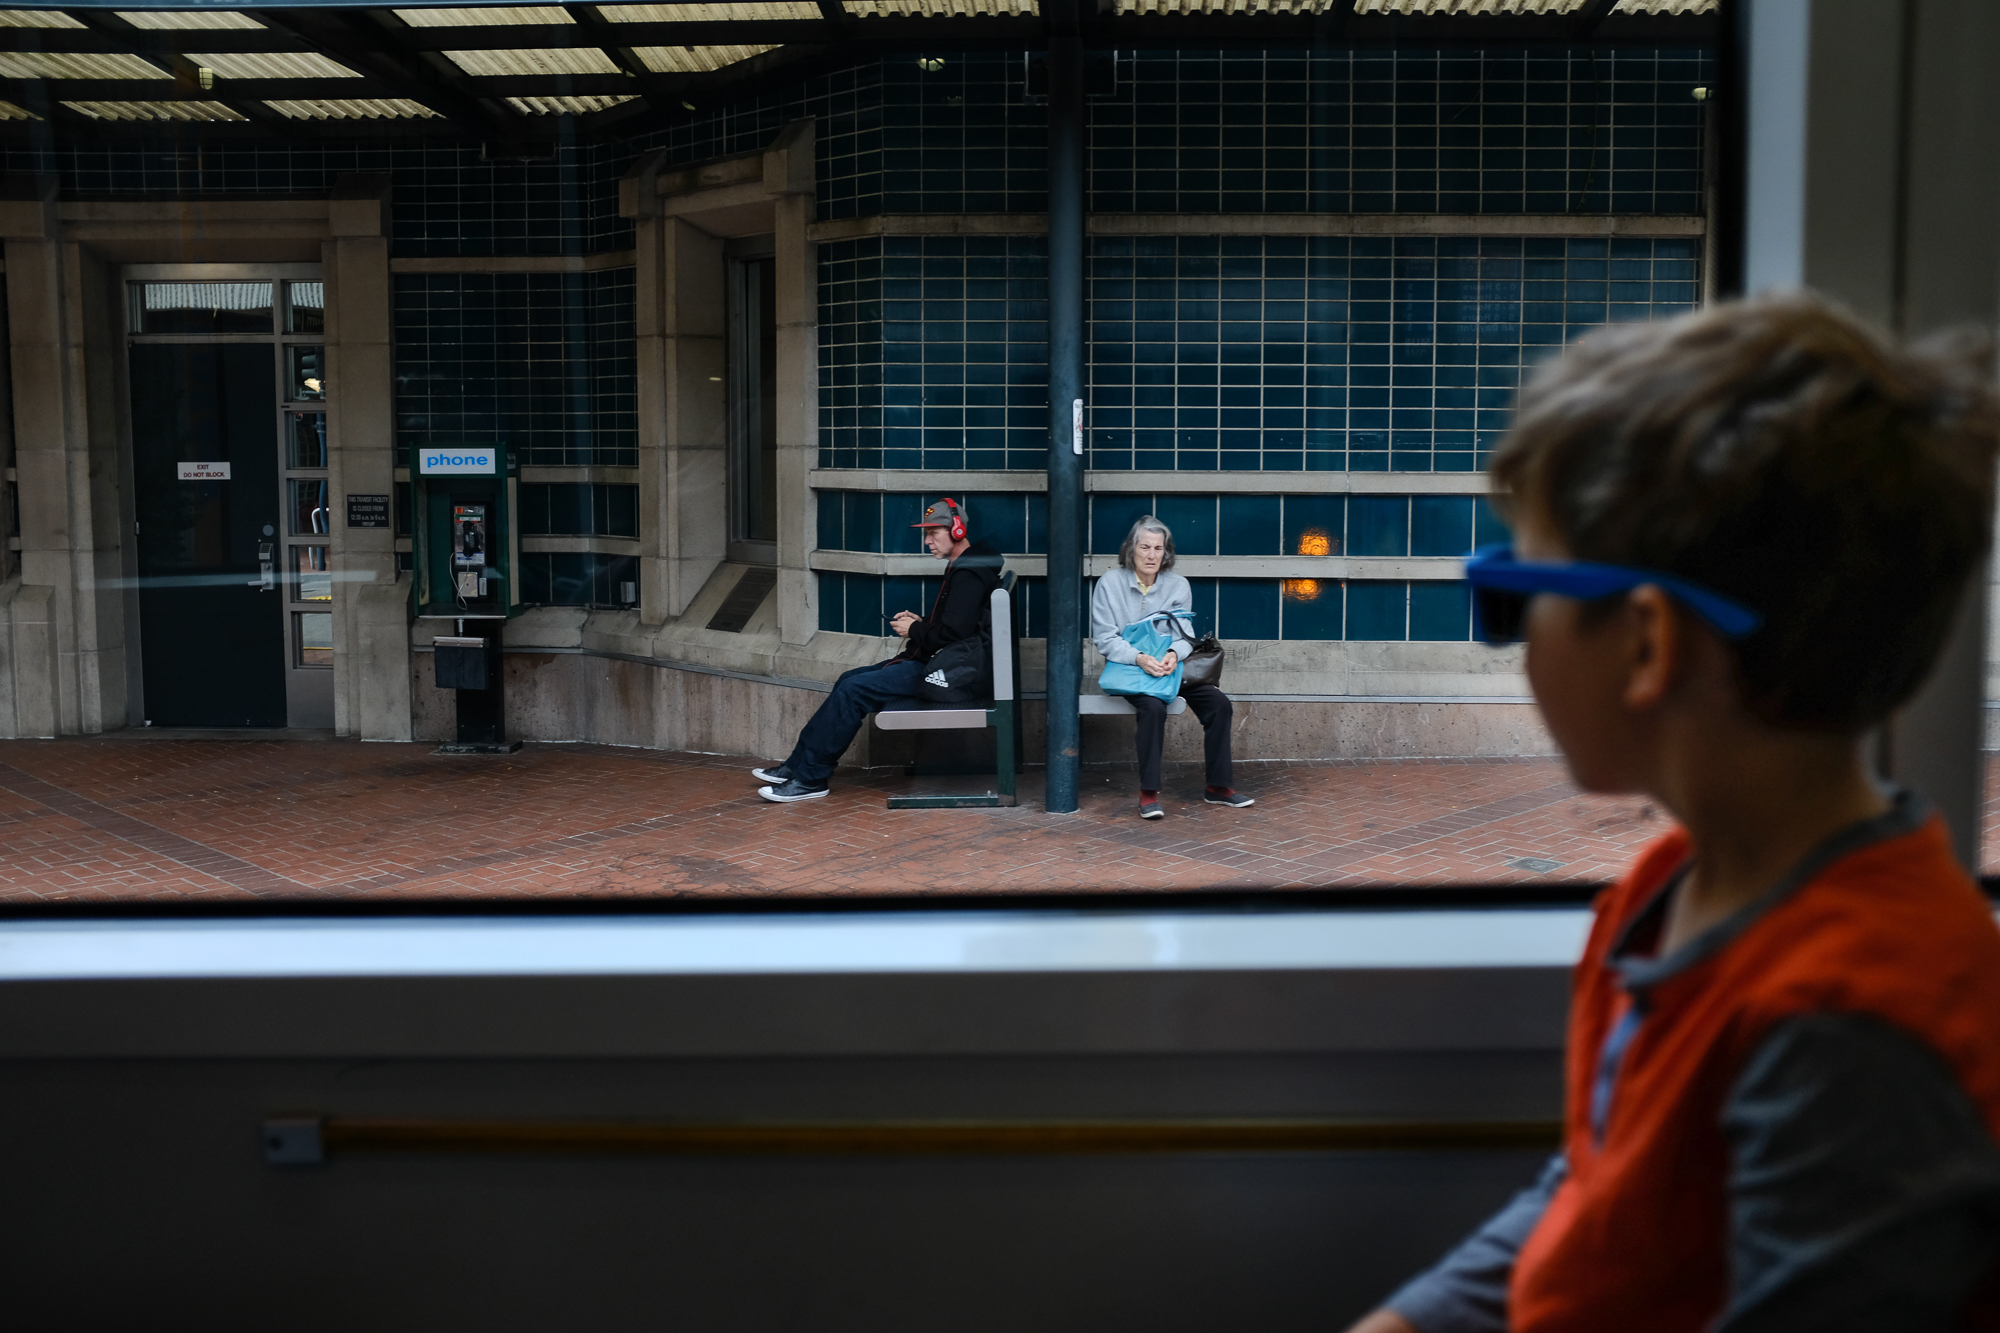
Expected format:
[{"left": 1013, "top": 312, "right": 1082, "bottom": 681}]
[
  {"left": 1089, "top": 577, "right": 1138, "bottom": 665},
  {"left": 1717, "top": 1011, "right": 2000, "bottom": 1333},
  {"left": 1383, "top": 1153, "right": 1565, "bottom": 1333}
]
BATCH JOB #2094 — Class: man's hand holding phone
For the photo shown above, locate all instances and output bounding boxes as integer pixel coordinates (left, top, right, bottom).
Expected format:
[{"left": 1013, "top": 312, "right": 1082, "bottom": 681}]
[{"left": 889, "top": 611, "right": 920, "bottom": 638}]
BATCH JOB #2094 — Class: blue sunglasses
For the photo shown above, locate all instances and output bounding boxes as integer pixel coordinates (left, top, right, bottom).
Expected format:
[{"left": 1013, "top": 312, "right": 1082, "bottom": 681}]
[{"left": 1463, "top": 544, "right": 1764, "bottom": 645}]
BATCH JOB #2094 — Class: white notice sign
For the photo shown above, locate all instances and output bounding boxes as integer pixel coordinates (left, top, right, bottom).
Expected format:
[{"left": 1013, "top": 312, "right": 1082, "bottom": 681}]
[{"left": 177, "top": 461, "right": 230, "bottom": 481}]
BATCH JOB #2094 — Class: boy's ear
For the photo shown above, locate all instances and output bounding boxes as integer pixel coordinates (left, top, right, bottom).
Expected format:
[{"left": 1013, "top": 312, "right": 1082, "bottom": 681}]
[{"left": 1621, "top": 584, "right": 1683, "bottom": 711}]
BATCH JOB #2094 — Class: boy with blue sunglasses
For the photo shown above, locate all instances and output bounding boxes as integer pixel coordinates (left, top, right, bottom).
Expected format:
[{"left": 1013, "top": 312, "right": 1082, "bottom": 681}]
[{"left": 1347, "top": 293, "right": 2000, "bottom": 1333}]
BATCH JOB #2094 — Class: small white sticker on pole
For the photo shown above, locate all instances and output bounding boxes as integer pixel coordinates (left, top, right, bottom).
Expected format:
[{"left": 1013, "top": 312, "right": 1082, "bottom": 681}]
[{"left": 1072, "top": 398, "right": 1083, "bottom": 456}]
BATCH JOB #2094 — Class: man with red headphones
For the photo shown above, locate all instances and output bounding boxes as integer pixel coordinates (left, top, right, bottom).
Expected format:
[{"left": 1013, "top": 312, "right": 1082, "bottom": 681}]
[{"left": 757, "top": 497, "right": 1004, "bottom": 802}]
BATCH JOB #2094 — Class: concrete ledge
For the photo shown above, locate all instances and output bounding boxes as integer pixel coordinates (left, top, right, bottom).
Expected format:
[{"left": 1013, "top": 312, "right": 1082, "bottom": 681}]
[
  {"left": 410, "top": 645, "right": 1552, "bottom": 761},
  {"left": 808, "top": 469, "right": 1496, "bottom": 494}
]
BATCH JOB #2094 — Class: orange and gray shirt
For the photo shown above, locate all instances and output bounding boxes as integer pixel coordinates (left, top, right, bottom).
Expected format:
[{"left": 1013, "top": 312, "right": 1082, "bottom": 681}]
[{"left": 1388, "top": 793, "right": 2000, "bottom": 1333}]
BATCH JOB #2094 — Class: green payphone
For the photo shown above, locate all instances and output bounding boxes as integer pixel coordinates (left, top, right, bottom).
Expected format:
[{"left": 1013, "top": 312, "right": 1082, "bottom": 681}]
[{"left": 410, "top": 440, "right": 521, "bottom": 751}]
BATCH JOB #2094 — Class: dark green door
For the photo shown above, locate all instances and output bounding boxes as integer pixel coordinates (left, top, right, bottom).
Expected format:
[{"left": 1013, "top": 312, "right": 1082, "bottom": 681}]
[{"left": 130, "top": 343, "right": 286, "bottom": 727}]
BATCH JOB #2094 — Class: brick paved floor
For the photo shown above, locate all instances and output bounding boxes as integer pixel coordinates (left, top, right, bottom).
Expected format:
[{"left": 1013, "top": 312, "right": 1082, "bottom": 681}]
[{"left": 0, "top": 738, "right": 1994, "bottom": 902}]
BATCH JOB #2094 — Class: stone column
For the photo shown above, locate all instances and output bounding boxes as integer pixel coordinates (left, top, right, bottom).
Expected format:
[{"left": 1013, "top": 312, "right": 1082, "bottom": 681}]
[
  {"left": 662, "top": 217, "right": 726, "bottom": 618},
  {"left": 767, "top": 121, "right": 817, "bottom": 646},
  {"left": 327, "top": 174, "right": 410, "bottom": 741},
  {"left": 0, "top": 174, "right": 117, "bottom": 736},
  {"left": 622, "top": 151, "right": 671, "bottom": 626}
]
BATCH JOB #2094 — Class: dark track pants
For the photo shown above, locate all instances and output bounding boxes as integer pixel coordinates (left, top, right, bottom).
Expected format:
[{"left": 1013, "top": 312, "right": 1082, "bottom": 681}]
[
  {"left": 784, "top": 657, "right": 926, "bottom": 785},
  {"left": 1131, "top": 682, "right": 1233, "bottom": 791}
]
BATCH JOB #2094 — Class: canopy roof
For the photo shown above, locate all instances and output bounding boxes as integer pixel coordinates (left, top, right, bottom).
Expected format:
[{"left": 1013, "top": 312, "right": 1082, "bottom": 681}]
[{"left": 0, "top": 0, "right": 1715, "bottom": 144}]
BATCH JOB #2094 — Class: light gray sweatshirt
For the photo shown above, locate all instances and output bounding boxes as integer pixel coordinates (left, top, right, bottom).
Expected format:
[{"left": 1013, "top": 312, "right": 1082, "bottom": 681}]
[{"left": 1089, "top": 568, "right": 1196, "bottom": 665}]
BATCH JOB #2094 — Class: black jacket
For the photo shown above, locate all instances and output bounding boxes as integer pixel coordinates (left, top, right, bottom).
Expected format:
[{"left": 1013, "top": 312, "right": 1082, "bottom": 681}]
[{"left": 902, "top": 541, "right": 1003, "bottom": 663}]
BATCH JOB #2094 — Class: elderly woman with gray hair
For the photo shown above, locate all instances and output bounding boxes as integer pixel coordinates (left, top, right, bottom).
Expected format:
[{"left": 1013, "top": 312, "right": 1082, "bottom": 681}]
[{"left": 1090, "top": 514, "right": 1253, "bottom": 820}]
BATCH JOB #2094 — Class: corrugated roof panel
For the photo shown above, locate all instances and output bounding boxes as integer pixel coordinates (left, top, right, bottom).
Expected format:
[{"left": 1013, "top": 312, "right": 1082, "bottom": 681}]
[
  {"left": 394, "top": 7, "right": 575, "bottom": 25},
  {"left": 1612, "top": 0, "right": 1715, "bottom": 12},
  {"left": 632, "top": 44, "right": 778, "bottom": 74},
  {"left": 0, "top": 99, "right": 35, "bottom": 119},
  {"left": 506, "top": 94, "right": 641, "bottom": 115},
  {"left": 0, "top": 10, "right": 85, "bottom": 27},
  {"left": 1352, "top": 0, "right": 1577, "bottom": 11},
  {"left": 0, "top": 52, "right": 170, "bottom": 79},
  {"left": 63, "top": 100, "right": 248, "bottom": 121},
  {"left": 847, "top": 0, "right": 1036, "bottom": 13},
  {"left": 264, "top": 98, "right": 442, "bottom": 119},
  {"left": 1114, "top": 0, "right": 1332, "bottom": 11},
  {"left": 445, "top": 47, "right": 623, "bottom": 77},
  {"left": 194, "top": 51, "right": 362, "bottom": 79},
  {"left": 602, "top": 3, "right": 822, "bottom": 19},
  {"left": 117, "top": 11, "right": 266, "bottom": 28}
]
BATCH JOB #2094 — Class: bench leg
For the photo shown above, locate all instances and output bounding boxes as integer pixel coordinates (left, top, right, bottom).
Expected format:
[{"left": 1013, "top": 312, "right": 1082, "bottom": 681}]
[
  {"left": 992, "top": 701, "right": 1016, "bottom": 805},
  {"left": 883, "top": 704, "right": 1018, "bottom": 810}
]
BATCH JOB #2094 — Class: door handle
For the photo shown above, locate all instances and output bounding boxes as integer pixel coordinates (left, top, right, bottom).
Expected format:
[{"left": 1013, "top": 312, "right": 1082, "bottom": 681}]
[{"left": 252, "top": 541, "right": 275, "bottom": 591}]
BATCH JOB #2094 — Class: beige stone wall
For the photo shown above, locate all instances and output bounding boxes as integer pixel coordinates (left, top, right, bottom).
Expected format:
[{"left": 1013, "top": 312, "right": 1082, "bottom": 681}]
[{"left": 410, "top": 640, "right": 1553, "bottom": 764}]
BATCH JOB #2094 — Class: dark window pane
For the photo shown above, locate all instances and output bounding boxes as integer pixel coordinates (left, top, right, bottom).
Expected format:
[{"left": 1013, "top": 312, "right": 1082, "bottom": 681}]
[
  {"left": 1346, "top": 580, "right": 1407, "bottom": 639},
  {"left": 1154, "top": 493, "right": 1217, "bottom": 555},
  {"left": 518, "top": 484, "right": 552, "bottom": 535},
  {"left": 1411, "top": 496, "right": 1474, "bottom": 556},
  {"left": 820, "top": 571, "right": 845, "bottom": 632},
  {"left": 1282, "top": 494, "right": 1343, "bottom": 557},
  {"left": 287, "top": 412, "right": 327, "bottom": 469},
  {"left": 1281, "top": 578, "right": 1343, "bottom": 638},
  {"left": 847, "top": 491, "right": 883, "bottom": 553},
  {"left": 1409, "top": 580, "right": 1471, "bottom": 640},
  {"left": 1092, "top": 493, "right": 1153, "bottom": 556},
  {"left": 1186, "top": 576, "right": 1217, "bottom": 635},
  {"left": 1474, "top": 495, "right": 1513, "bottom": 548},
  {"left": 817, "top": 490, "right": 844, "bottom": 550},
  {"left": 963, "top": 492, "right": 1026, "bottom": 554},
  {"left": 1220, "top": 494, "right": 1281, "bottom": 555},
  {"left": 600, "top": 485, "right": 639, "bottom": 539},
  {"left": 1217, "top": 578, "right": 1279, "bottom": 638},
  {"left": 1349, "top": 495, "right": 1410, "bottom": 557},
  {"left": 545, "top": 483, "right": 590, "bottom": 535}
]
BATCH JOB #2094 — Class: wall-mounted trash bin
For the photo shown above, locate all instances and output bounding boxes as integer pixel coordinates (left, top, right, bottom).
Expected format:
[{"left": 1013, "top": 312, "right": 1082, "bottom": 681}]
[{"left": 433, "top": 635, "right": 491, "bottom": 691}]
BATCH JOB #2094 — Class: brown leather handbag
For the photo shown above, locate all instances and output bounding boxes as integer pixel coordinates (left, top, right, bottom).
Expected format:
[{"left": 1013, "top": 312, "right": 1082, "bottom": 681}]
[{"left": 1179, "top": 633, "right": 1224, "bottom": 691}]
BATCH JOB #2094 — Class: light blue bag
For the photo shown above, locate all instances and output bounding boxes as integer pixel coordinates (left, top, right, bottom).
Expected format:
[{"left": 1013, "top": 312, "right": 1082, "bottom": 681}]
[{"left": 1098, "top": 613, "right": 1186, "bottom": 701}]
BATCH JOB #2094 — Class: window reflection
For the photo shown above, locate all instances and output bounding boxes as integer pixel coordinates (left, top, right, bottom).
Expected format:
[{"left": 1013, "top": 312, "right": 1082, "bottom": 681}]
[
  {"left": 292, "top": 545, "right": 331, "bottom": 601},
  {"left": 290, "top": 478, "right": 330, "bottom": 535},
  {"left": 288, "top": 411, "right": 327, "bottom": 469},
  {"left": 295, "top": 611, "right": 332, "bottom": 667},
  {"left": 286, "top": 281, "right": 325, "bottom": 334},
  {"left": 288, "top": 345, "right": 325, "bottom": 401},
  {"left": 131, "top": 281, "right": 272, "bottom": 335}
]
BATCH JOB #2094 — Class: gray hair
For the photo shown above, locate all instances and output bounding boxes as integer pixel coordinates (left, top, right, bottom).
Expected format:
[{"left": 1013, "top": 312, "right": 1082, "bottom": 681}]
[{"left": 1118, "top": 515, "right": 1176, "bottom": 571}]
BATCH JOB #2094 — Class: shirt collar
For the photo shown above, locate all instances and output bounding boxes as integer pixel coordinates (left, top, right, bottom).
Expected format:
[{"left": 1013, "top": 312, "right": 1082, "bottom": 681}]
[{"left": 1609, "top": 788, "right": 1929, "bottom": 1000}]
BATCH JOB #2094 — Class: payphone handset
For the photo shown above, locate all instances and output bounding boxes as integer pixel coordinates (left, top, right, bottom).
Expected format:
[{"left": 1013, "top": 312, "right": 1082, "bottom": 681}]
[{"left": 453, "top": 503, "right": 489, "bottom": 599}]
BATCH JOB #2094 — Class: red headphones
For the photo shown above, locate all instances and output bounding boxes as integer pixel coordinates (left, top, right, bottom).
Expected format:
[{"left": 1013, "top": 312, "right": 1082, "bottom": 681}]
[{"left": 937, "top": 497, "right": 967, "bottom": 542}]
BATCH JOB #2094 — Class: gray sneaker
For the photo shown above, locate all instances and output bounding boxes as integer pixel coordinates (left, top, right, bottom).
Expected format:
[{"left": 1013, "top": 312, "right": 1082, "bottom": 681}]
[
  {"left": 759, "top": 778, "right": 829, "bottom": 804},
  {"left": 752, "top": 763, "right": 791, "bottom": 784}
]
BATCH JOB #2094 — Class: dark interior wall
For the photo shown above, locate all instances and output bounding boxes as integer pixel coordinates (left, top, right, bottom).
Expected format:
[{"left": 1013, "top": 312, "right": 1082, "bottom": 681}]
[
  {"left": 0, "top": 1051, "right": 1553, "bottom": 1331},
  {"left": 0, "top": 954, "right": 1573, "bottom": 1329}
]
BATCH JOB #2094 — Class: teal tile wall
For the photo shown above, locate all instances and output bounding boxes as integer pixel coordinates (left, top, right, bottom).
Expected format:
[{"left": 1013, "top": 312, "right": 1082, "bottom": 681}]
[{"left": 395, "top": 270, "right": 637, "bottom": 469}]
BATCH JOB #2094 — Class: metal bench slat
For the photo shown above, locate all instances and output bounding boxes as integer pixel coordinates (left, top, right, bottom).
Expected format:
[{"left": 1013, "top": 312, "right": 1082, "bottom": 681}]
[{"left": 1080, "top": 695, "right": 1188, "bottom": 716}]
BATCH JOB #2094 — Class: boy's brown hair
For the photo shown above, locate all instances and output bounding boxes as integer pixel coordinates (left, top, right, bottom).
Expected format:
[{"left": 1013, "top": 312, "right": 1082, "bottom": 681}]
[{"left": 1490, "top": 291, "right": 1998, "bottom": 729}]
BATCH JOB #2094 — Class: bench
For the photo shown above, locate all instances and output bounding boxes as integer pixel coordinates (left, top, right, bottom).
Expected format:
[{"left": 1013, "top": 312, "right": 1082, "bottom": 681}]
[
  {"left": 1080, "top": 694, "right": 1188, "bottom": 717},
  {"left": 873, "top": 573, "right": 1021, "bottom": 809}
]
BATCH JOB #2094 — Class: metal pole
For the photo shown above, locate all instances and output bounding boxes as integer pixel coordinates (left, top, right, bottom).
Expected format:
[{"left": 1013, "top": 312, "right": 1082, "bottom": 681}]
[{"left": 1043, "top": 21, "right": 1085, "bottom": 813}]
